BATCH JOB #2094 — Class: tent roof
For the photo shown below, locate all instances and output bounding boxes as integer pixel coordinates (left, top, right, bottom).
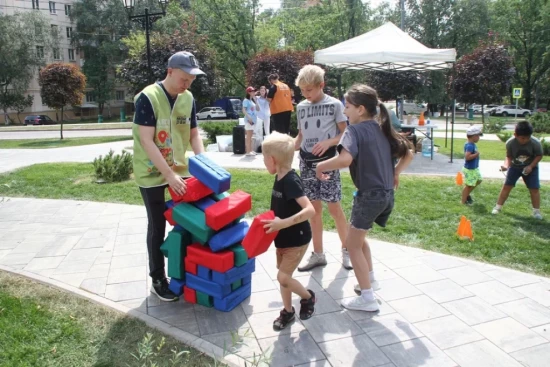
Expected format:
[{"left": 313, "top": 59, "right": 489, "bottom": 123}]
[{"left": 314, "top": 22, "right": 456, "bottom": 72}]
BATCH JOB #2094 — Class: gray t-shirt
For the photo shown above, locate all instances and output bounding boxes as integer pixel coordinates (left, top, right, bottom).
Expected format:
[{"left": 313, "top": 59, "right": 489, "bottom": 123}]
[
  {"left": 297, "top": 94, "right": 346, "bottom": 153},
  {"left": 338, "top": 120, "right": 394, "bottom": 192},
  {"left": 506, "top": 137, "right": 543, "bottom": 168}
]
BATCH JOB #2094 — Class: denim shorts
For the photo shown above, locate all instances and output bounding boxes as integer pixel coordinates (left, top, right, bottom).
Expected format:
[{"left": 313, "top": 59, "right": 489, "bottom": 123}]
[
  {"left": 350, "top": 189, "right": 394, "bottom": 231},
  {"left": 505, "top": 166, "right": 540, "bottom": 189}
]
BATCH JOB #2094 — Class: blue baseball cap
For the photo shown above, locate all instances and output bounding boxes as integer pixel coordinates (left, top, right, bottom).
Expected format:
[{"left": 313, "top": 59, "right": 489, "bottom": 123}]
[{"left": 167, "top": 51, "right": 206, "bottom": 76}]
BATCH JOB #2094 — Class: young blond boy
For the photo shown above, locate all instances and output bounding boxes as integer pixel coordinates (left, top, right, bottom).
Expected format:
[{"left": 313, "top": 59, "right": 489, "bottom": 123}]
[
  {"left": 294, "top": 65, "right": 351, "bottom": 271},
  {"left": 262, "top": 132, "right": 317, "bottom": 330}
]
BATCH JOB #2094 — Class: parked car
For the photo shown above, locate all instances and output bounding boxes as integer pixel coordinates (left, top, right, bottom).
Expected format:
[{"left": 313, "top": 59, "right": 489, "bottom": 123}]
[
  {"left": 472, "top": 104, "right": 498, "bottom": 113},
  {"left": 196, "top": 107, "right": 227, "bottom": 120},
  {"left": 24, "top": 115, "right": 56, "bottom": 125},
  {"left": 213, "top": 97, "right": 241, "bottom": 119},
  {"left": 493, "top": 105, "right": 531, "bottom": 117}
]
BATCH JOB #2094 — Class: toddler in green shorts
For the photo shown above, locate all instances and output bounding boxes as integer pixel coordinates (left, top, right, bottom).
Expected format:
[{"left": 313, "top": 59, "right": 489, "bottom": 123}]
[{"left": 461, "top": 126, "right": 483, "bottom": 204}]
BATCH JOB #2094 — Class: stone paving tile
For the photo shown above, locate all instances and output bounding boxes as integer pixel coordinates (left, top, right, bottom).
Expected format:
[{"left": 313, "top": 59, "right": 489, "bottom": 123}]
[
  {"left": 257, "top": 331, "right": 326, "bottom": 367},
  {"left": 251, "top": 272, "right": 278, "bottom": 293},
  {"left": 115, "top": 234, "right": 146, "bottom": 246},
  {"left": 112, "top": 244, "right": 146, "bottom": 257},
  {"left": 417, "top": 254, "right": 466, "bottom": 271},
  {"left": 104, "top": 281, "right": 147, "bottom": 302},
  {"left": 53, "top": 260, "right": 94, "bottom": 275},
  {"left": 310, "top": 262, "right": 353, "bottom": 283},
  {"left": 379, "top": 256, "right": 422, "bottom": 270},
  {"left": 413, "top": 315, "right": 484, "bottom": 350},
  {"left": 73, "top": 237, "right": 111, "bottom": 250},
  {"left": 0, "top": 252, "right": 38, "bottom": 266},
  {"left": 393, "top": 264, "right": 447, "bottom": 285},
  {"left": 355, "top": 313, "right": 424, "bottom": 347},
  {"left": 514, "top": 282, "right": 550, "bottom": 307},
  {"left": 0, "top": 249, "right": 10, "bottom": 260},
  {"left": 380, "top": 337, "right": 458, "bottom": 367},
  {"left": 496, "top": 298, "right": 550, "bottom": 328},
  {"left": 341, "top": 297, "right": 395, "bottom": 322},
  {"left": 465, "top": 280, "right": 525, "bottom": 305},
  {"left": 321, "top": 276, "right": 359, "bottom": 300},
  {"left": 0, "top": 239, "right": 22, "bottom": 250},
  {"left": 24, "top": 256, "right": 65, "bottom": 271},
  {"left": 473, "top": 317, "right": 548, "bottom": 353},
  {"left": 94, "top": 252, "right": 113, "bottom": 265},
  {"left": 107, "top": 266, "right": 146, "bottom": 284},
  {"left": 442, "top": 296, "right": 507, "bottom": 326},
  {"left": 110, "top": 253, "right": 146, "bottom": 269},
  {"left": 485, "top": 268, "right": 542, "bottom": 288},
  {"left": 86, "top": 263, "right": 110, "bottom": 279},
  {"left": 318, "top": 334, "right": 390, "bottom": 367},
  {"left": 202, "top": 327, "right": 263, "bottom": 359},
  {"left": 291, "top": 291, "right": 342, "bottom": 317},
  {"left": 10, "top": 241, "right": 49, "bottom": 254},
  {"left": 370, "top": 263, "right": 400, "bottom": 281},
  {"left": 389, "top": 295, "right": 450, "bottom": 323},
  {"left": 241, "top": 290, "right": 284, "bottom": 316},
  {"left": 510, "top": 343, "right": 550, "bottom": 367},
  {"left": 373, "top": 277, "right": 422, "bottom": 302},
  {"left": 294, "top": 360, "right": 334, "bottom": 367},
  {"left": 80, "top": 277, "right": 107, "bottom": 295},
  {"left": 531, "top": 323, "right": 550, "bottom": 340},
  {"left": 439, "top": 265, "right": 493, "bottom": 286},
  {"left": 416, "top": 279, "right": 474, "bottom": 303},
  {"left": 301, "top": 311, "right": 364, "bottom": 343},
  {"left": 196, "top": 306, "right": 249, "bottom": 336},
  {"left": 445, "top": 339, "right": 524, "bottom": 367},
  {"left": 246, "top": 309, "right": 306, "bottom": 339},
  {"left": 36, "top": 237, "right": 81, "bottom": 257},
  {"left": 51, "top": 272, "right": 87, "bottom": 288},
  {"left": 118, "top": 299, "right": 147, "bottom": 313}
]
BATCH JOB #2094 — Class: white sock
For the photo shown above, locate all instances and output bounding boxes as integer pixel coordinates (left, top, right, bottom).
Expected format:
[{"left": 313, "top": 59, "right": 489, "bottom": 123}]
[
  {"left": 495, "top": 204, "right": 502, "bottom": 210},
  {"left": 314, "top": 251, "right": 324, "bottom": 256},
  {"left": 533, "top": 208, "right": 541, "bottom": 213},
  {"left": 361, "top": 288, "right": 375, "bottom": 302},
  {"left": 369, "top": 271, "right": 376, "bottom": 282}
]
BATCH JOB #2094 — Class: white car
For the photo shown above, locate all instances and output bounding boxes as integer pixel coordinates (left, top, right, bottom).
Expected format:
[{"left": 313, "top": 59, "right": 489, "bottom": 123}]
[
  {"left": 401, "top": 102, "right": 427, "bottom": 115},
  {"left": 493, "top": 105, "right": 531, "bottom": 117},
  {"left": 196, "top": 107, "right": 227, "bottom": 120}
]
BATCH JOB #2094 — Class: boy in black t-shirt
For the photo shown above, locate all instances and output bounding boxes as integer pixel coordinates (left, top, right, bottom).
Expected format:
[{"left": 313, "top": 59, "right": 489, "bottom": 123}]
[{"left": 261, "top": 132, "right": 317, "bottom": 330}]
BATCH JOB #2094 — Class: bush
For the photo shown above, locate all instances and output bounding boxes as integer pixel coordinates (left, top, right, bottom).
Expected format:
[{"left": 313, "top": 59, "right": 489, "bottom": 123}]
[
  {"left": 93, "top": 149, "right": 133, "bottom": 183},
  {"left": 483, "top": 117, "right": 505, "bottom": 133},
  {"left": 497, "top": 131, "right": 512, "bottom": 143},
  {"left": 199, "top": 121, "right": 238, "bottom": 144},
  {"left": 540, "top": 138, "right": 550, "bottom": 156},
  {"left": 529, "top": 112, "right": 550, "bottom": 133},
  {"left": 290, "top": 110, "right": 298, "bottom": 137}
]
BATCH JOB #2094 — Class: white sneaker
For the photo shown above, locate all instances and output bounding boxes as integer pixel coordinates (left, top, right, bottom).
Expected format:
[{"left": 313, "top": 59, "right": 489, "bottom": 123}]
[
  {"left": 342, "top": 248, "right": 353, "bottom": 270},
  {"left": 354, "top": 280, "right": 380, "bottom": 294},
  {"left": 533, "top": 212, "right": 543, "bottom": 220},
  {"left": 341, "top": 296, "right": 379, "bottom": 312},
  {"left": 491, "top": 207, "right": 501, "bottom": 215},
  {"left": 245, "top": 152, "right": 255, "bottom": 156},
  {"left": 297, "top": 252, "right": 327, "bottom": 272}
]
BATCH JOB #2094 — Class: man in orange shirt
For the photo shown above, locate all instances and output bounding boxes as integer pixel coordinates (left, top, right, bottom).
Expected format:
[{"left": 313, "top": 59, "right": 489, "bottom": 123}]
[{"left": 267, "top": 73, "right": 294, "bottom": 134}]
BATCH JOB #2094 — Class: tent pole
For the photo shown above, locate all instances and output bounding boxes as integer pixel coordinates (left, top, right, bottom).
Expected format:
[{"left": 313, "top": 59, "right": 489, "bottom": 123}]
[
  {"left": 445, "top": 105, "right": 448, "bottom": 148},
  {"left": 449, "top": 64, "right": 456, "bottom": 163}
]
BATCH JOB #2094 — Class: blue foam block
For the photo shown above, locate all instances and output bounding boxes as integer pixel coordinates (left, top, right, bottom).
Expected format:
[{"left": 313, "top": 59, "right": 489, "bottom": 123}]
[
  {"left": 209, "top": 221, "right": 249, "bottom": 252},
  {"left": 242, "top": 274, "right": 252, "bottom": 285},
  {"left": 212, "top": 258, "right": 255, "bottom": 286},
  {"left": 214, "top": 282, "right": 252, "bottom": 312},
  {"left": 166, "top": 199, "right": 175, "bottom": 209},
  {"left": 174, "top": 224, "right": 185, "bottom": 232},
  {"left": 189, "top": 154, "right": 231, "bottom": 194},
  {"left": 197, "top": 265, "right": 212, "bottom": 280},
  {"left": 194, "top": 197, "right": 217, "bottom": 212},
  {"left": 168, "top": 278, "right": 186, "bottom": 296},
  {"left": 186, "top": 273, "right": 232, "bottom": 299}
]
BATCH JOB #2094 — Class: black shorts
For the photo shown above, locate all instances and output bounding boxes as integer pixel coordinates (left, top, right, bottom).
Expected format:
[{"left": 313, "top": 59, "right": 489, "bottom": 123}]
[{"left": 350, "top": 190, "right": 394, "bottom": 231}]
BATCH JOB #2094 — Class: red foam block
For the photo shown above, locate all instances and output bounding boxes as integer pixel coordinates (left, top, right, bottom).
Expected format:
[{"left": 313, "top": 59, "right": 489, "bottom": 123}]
[
  {"left": 186, "top": 243, "right": 234, "bottom": 273},
  {"left": 184, "top": 286, "right": 197, "bottom": 304},
  {"left": 242, "top": 210, "right": 279, "bottom": 258},
  {"left": 168, "top": 177, "right": 214, "bottom": 203},
  {"left": 185, "top": 257, "right": 198, "bottom": 275},
  {"left": 164, "top": 208, "right": 176, "bottom": 226},
  {"left": 205, "top": 190, "right": 252, "bottom": 231}
]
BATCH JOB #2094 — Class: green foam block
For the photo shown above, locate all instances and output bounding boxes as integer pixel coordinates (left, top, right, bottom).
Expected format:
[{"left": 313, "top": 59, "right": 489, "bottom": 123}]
[
  {"left": 231, "top": 279, "right": 242, "bottom": 291},
  {"left": 212, "top": 191, "right": 230, "bottom": 201},
  {"left": 229, "top": 244, "right": 248, "bottom": 267},
  {"left": 172, "top": 202, "right": 214, "bottom": 244},
  {"left": 197, "top": 291, "right": 213, "bottom": 307},
  {"left": 160, "top": 230, "right": 192, "bottom": 279}
]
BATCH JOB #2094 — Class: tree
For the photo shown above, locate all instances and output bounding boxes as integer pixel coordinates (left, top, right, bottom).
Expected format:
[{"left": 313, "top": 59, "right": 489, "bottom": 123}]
[
  {"left": 71, "top": 0, "right": 132, "bottom": 116},
  {"left": 0, "top": 11, "right": 58, "bottom": 123},
  {"left": 39, "top": 63, "right": 86, "bottom": 139},
  {"left": 449, "top": 40, "right": 514, "bottom": 123},
  {"left": 118, "top": 20, "right": 221, "bottom": 108},
  {"left": 365, "top": 71, "right": 423, "bottom": 101},
  {"left": 245, "top": 49, "right": 314, "bottom": 93},
  {"left": 12, "top": 95, "right": 34, "bottom": 124},
  {"left": 492, "top": 0, "right": 550, "bottom": 108}
]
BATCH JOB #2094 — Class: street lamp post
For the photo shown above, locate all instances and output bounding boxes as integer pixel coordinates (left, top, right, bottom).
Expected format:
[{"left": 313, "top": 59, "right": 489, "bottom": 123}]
[{"left": 122, "top": 0, "right": 169, "bottom": 83}]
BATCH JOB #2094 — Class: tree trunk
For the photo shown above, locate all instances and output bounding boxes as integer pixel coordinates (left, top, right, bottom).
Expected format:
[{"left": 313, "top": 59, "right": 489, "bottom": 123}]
[
  {"left": 60, "top": 106, "right": 64, "bottom": 140},
  {"left": 17, "top": 113, "right": 22, "bottom": 124}
]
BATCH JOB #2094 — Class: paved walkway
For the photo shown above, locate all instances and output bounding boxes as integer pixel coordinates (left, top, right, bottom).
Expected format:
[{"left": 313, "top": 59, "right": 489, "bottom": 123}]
[{"left": 1, "top": 198, "right": 549, "bottom": 367}]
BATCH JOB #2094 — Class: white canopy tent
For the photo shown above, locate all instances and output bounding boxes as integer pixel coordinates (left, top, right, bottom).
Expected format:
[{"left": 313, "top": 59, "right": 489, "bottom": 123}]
[{"left": 314, "top": 22, "right": 456, "bottom": 72}]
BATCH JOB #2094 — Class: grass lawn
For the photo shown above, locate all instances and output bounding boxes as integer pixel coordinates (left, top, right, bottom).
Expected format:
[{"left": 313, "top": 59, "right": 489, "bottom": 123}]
[
  {"left": 0, "top": 271, "right": 216, "bottom": 367},
  {"left": 0, "top": 122, "right": 133, "bottom": 132},
  {"left": 434, "top": 137, "right": 550, "bottom": 162},
  {"left": 0, "top": 136, "right": 132, "bottom": 149},
  {"left": 1, "top": 164, "right": 549, "bottom": 275}
]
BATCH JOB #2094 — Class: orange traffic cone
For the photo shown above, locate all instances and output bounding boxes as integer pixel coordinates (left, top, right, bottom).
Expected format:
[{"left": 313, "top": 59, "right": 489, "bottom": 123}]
[
  {"left": 456, "top": 172, "right": 463, "bottom": 186},
  {"left": 456, "top": 215, "right": 473, "bottom": 241}
]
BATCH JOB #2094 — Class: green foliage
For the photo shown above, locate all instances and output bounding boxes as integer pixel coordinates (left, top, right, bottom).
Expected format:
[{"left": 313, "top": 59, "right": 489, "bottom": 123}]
[
  {"left": 529, "top": 112, "right": 550, "bottom": 134},
  {"left": 130, "top": 333, "right": 189, "bottom": 367},
  {"left": 497, "top": 131, "right": 513, "bottom": 143},
  {"left": 200, "top": 121, "right": 238, "bottom": 143},
  {"left": 539, "top": 138, "right": 550, "bottom": 156},
  {"left": 482, "top": 117, "right": 506, "bottom": 133},
  {"left": 290, "top": 110, "right": 298, "bottom": 137},
  {"left": 93, "top": 149, "right": 133, "bottom": 183},
  {"left": 11, "top": 95, "right": 34, "bottom": 124},
  {"left": 365, "top": 71, "right": 423, "bottom": 102}
]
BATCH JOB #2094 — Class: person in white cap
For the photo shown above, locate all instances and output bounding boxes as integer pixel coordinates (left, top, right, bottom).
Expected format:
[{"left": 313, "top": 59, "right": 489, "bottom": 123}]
[
  {"left": 461, "top": 126, "right": 483, "bottom": 205},
  {"left": 132, "top": 51, "right": 206, "bottom": 302}
]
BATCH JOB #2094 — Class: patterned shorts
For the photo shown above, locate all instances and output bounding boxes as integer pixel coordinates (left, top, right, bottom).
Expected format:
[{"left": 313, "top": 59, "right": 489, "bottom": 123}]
[
  {"left": 351, "top": 190, "right": 394, "bottom": 231},
  {"left": 462, "top": 167, "right": 482, "bottom": 187},
  {"left": 299, "top": 160, "right": 342, "bottom": 203}
]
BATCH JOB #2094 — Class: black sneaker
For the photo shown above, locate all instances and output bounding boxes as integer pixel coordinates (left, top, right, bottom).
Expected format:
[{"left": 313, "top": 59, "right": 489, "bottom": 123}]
[
  {"left": 299, "top": 290, "right": 316, "bottom": 320},
  {"left": 466, "top": 195, "right": 474, "bottom": 205},
  {"left": 151, "top": 278, "right": 179, "bottom": 302},
  {"left": 273, "top": 307, "right": 295, "bottom": 331}
]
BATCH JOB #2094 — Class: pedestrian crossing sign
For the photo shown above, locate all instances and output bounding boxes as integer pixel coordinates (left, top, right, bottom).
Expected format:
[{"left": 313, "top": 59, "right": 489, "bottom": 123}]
[{"left": 513, "top": 88, "right": 522, "bottom": 99}]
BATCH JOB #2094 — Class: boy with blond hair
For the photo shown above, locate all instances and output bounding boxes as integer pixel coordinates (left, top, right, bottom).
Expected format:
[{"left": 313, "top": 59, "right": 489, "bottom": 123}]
[
  {"left": 294, "top": 65, "right": 351, "bottom": 271},
  {"left": 262, "top": 132, "right": 317, "bottom": 330}
]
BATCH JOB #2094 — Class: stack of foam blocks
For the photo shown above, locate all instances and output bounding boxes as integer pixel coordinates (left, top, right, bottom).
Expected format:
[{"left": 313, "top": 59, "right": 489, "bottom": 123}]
[{"left": 160, "top": 154, "right": 278, "bottom": 312}]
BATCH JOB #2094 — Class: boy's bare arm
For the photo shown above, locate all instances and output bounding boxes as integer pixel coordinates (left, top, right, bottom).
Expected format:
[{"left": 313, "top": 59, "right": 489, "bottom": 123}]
[
  {"left": 294, "top": 130, "right": 303, "bottom": 151},
  {"left": 464, "top": 151, "right": 480, "bottom": 161},
  {"left": 262, "top": 196, "right": 315, "bottom": 233},
  {"left": 316, "top": 149, "right": 353, "bottom": 173}
]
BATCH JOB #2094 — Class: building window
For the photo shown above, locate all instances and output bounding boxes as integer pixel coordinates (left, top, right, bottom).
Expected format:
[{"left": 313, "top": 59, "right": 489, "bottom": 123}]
[
  {"left": 32, "top": 0, "right": 40, "bottom": 10},
  {"left": 86, "top": 92, "right": 95, "bottom": 103},
  {"left": 36, "top": 46, "right": 44, "bottom": 59},
  {"left": 65, "top": 4, "right": 71, "bottom": 16},
  {"left": 68, "top": 49, "right": 75, "bottom": 61},
  {"left": 115, "top": 91, "right": 125, "bottom": 101},
  {"left": 53, "top": 48, "right": 61, "bottom": 60},
  {"left": 66, "top": 27, "right": 72, "bottom": 38},
  {"left": 49, "top": 1, "right": 56, "bottom": 14}
]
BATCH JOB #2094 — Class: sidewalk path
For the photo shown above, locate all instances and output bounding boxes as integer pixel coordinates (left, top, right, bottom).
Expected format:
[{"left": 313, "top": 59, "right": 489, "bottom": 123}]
[{"left": 1, "top": 198, "right": 549, "bottom": 367}]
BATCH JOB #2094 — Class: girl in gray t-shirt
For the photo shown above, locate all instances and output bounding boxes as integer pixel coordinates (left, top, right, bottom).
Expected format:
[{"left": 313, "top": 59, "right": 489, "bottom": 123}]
[{"left": 315, "top": 84, "right": 413, "bottom": 313}]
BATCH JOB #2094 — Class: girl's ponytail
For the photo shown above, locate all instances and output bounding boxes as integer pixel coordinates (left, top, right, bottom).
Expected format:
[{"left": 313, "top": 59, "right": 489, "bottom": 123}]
[{"left": 379, "top": 103, "right": 411, "bottom": 159}]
